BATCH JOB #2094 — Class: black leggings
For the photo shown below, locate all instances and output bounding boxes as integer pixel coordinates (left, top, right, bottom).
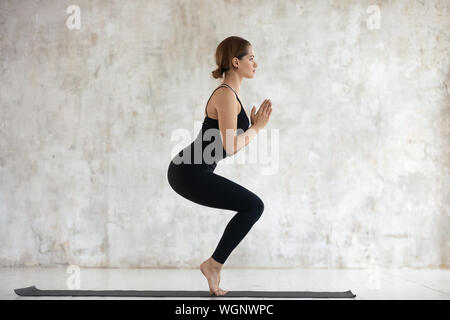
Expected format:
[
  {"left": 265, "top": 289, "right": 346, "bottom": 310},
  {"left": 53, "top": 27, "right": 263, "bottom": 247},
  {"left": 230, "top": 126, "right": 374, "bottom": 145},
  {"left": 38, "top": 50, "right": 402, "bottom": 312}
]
[{"left": 167, "top": 161, "right": 264, "bottom": 264}]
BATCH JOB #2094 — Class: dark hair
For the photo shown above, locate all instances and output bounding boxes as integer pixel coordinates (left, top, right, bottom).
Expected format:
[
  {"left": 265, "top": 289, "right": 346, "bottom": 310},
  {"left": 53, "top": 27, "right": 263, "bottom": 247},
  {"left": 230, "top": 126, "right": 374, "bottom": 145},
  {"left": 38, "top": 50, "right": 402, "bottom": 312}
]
[{"left": 211, "top": 36, "right": 251, "bottom": 79}]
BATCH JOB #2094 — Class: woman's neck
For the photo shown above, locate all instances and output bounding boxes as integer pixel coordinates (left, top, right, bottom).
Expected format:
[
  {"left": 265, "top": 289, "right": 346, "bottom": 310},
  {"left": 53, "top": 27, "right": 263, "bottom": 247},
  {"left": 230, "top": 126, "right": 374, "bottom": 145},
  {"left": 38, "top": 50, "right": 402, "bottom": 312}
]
[{"left": 222, "top": 73, "right": 243, "bottom": 94}]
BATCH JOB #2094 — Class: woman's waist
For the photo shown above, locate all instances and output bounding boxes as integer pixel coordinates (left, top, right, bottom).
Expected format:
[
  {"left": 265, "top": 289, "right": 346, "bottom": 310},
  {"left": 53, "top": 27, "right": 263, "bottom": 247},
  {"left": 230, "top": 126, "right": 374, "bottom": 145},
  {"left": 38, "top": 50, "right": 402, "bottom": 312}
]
[
  {"left": 169, "top": 156, "right": 216, "bottom": 172},
  {"left": 174, "top": 142, "right": 226, "bottom": 163}
]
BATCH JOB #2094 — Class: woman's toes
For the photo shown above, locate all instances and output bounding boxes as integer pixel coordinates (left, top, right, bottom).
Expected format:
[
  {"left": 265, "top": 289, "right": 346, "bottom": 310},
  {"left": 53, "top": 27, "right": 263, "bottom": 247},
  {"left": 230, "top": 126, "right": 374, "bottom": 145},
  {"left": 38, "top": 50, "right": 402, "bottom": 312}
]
[
  {"left": 212, "top": 289, "right": 224, "bottom": 296},
  {"left": 219, "top": 288, "right": 227, "bottom": 295}
]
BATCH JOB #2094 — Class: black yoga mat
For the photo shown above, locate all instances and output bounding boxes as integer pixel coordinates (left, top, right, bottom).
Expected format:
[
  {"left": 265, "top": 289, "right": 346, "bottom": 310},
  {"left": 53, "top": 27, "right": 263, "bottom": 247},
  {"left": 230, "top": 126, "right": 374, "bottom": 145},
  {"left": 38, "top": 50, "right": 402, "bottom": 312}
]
[{"left": 15, "top": 285, "right": 356, "bottom": 298}]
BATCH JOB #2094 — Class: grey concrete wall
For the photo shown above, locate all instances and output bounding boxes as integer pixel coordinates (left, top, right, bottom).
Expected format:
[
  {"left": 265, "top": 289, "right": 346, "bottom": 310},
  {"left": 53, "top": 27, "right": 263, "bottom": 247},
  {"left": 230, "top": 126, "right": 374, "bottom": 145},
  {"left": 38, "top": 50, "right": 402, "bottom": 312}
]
[{"left": 0, "top": 0, "right": 449, "bottom": 268}]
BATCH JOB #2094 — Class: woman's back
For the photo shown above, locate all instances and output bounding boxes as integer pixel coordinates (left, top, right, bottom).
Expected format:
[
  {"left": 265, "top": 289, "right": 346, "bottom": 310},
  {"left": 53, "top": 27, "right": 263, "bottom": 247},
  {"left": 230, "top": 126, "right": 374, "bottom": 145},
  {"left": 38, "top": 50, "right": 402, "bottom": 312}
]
[{"left": 171, "top": 84, "right": 250, "bottom": 171}]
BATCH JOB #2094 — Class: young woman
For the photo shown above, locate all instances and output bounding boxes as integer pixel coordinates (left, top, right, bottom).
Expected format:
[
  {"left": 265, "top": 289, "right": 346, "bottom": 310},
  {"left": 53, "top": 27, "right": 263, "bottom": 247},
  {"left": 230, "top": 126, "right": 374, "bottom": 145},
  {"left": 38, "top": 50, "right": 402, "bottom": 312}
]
[{"left": 167, "top": 36, "right": 273, "bottom": 296}]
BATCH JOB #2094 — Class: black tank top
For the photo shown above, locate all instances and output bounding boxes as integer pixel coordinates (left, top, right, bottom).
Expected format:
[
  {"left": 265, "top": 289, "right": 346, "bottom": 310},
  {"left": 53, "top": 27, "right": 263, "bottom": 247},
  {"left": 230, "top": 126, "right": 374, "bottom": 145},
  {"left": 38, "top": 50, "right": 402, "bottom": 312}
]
[{"left": 174, "top": 83, "right": 250, "bottom": 171}]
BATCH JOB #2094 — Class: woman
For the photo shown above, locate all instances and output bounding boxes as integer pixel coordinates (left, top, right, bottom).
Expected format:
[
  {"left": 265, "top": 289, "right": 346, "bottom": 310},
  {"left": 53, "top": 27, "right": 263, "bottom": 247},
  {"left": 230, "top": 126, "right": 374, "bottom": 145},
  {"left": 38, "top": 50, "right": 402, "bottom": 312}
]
[{"left": 167, "top": 36, "right": 273, "bottom": 296}]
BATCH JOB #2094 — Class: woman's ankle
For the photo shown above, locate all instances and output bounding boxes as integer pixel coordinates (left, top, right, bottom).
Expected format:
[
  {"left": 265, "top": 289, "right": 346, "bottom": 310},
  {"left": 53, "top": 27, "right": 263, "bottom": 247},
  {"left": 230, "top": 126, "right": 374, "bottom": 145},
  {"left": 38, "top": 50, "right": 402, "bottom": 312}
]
[{"left": 208, "top": 257, "right": 223, "bottom": 270}]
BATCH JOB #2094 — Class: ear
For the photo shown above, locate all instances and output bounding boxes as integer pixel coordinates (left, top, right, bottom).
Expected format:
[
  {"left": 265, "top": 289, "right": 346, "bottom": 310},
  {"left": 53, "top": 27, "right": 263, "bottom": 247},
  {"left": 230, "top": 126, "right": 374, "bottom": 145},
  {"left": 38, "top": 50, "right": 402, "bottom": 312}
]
[{"left": 232, "top": 57, "right": 239, "bottom": 68}]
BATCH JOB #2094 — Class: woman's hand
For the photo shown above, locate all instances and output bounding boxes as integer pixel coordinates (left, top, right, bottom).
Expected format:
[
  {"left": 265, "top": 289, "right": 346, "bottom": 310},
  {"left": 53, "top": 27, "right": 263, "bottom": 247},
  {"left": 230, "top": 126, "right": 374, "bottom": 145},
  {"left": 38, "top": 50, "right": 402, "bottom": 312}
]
[{"left": 250, "top": 98, "right": 272, "bottom": 129}]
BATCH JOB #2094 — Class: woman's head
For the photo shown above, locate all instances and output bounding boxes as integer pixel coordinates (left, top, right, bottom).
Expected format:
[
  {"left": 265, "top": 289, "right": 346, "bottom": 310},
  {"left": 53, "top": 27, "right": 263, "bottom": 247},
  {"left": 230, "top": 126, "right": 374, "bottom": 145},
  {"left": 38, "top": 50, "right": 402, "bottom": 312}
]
[{"left": 211, "top": 36, "right": 257, "bottom": 79}]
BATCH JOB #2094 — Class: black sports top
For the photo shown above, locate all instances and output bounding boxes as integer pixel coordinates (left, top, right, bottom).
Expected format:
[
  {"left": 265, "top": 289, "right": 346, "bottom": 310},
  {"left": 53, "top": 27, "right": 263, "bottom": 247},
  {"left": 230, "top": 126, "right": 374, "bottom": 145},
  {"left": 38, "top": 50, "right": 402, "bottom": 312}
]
[
  {"left": 204, "top": 83, "right": 250, "bottom": 132},
  {"left": 174, "top": 83, "right": 250, "bottom": 171}
]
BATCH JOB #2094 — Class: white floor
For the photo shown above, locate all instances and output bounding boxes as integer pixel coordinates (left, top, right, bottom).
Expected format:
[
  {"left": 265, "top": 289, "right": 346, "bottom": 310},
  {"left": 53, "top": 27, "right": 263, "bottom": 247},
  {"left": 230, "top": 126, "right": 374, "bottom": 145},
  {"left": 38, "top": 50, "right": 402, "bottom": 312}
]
[{"left": 1, "top": 267, "right": 449, "bottom": 300}]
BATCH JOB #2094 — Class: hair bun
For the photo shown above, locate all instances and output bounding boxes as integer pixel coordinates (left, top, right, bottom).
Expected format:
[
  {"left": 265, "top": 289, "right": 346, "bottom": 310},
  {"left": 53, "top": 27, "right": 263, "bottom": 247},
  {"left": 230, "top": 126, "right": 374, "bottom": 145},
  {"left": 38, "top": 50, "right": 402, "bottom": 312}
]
[{"left": 211, "top": 67, "right": 223, "bottom": 79}]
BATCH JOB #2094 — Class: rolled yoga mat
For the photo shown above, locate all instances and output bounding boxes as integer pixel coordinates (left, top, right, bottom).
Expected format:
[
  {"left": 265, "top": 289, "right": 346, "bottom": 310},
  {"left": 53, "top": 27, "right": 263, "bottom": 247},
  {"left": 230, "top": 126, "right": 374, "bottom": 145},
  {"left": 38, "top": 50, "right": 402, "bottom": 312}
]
[{"left": 14, "top": 285, "right": 356, "bottom": 298}]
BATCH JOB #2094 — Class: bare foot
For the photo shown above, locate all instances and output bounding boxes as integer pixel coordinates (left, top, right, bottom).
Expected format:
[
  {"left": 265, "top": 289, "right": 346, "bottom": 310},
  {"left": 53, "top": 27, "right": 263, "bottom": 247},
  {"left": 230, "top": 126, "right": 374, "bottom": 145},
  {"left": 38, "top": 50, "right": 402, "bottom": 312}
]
[{"left": 200, "top": 258, "right": 228, "bottom": 296}]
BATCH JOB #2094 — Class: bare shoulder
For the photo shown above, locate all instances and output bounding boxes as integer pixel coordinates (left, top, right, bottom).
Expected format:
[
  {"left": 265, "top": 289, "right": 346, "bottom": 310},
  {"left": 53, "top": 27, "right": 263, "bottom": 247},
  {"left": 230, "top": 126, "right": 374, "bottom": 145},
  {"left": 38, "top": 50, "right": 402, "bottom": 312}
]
[{"left": 210, "top": 87, "right": 239, "bottom": 114}]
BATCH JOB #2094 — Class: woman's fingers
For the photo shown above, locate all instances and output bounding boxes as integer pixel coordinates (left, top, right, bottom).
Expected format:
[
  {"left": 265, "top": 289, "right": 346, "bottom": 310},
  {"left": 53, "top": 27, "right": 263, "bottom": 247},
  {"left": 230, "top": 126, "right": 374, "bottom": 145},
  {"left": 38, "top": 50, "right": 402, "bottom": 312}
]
[
  {"left": 267, "top": 104, "right": 272, "bottom": 116},
  {"left": 263, "top": 99, "right": 271, "bottom": 112},
  {"left": 259, "top": 99, "right": 272, "bottom": 117},
  {"left": 266, "top": 102, "right": 272, "bottom": 115}
]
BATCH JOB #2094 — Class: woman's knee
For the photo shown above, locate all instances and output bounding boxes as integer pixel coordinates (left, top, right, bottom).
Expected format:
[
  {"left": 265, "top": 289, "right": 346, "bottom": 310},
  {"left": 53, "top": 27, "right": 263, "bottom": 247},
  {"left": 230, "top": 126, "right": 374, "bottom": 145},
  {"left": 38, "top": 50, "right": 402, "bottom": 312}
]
[{"left": 248, "top": 196, "right": 264, "bottom": 221}]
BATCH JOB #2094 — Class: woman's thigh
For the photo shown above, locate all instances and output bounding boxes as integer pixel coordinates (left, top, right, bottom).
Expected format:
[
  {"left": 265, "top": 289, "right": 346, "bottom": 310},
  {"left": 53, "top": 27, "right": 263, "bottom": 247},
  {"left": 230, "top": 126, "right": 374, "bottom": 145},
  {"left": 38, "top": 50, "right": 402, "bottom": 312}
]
[{"left": 168, "top": 164, "right": 261, "bottom": 212}]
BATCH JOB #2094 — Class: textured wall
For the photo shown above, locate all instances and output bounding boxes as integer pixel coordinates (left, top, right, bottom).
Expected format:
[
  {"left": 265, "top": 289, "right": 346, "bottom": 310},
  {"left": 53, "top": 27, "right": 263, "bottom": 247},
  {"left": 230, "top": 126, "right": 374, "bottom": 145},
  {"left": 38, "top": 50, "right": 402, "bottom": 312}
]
[{"left": 0, "top": 0, "right": 449, "bottom": 268}]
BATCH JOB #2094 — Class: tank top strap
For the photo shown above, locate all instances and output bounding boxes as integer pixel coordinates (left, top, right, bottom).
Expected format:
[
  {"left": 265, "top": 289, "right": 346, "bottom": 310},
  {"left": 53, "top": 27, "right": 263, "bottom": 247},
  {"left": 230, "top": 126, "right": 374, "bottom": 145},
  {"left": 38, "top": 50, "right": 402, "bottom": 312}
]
[
  {"left": 204, "top": 84, "right": 242, "bottom": 117},
  {"left": 220, "top": 83, "right": 243, "bottom": 106}
]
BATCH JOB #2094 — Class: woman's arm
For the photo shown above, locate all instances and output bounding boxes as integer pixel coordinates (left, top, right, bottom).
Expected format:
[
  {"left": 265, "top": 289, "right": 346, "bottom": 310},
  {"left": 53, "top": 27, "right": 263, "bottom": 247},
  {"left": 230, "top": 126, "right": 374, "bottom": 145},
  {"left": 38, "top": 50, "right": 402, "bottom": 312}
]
[
  {"left": 215, "top": 89, "right": 261, "bottom": 156},
  {"left": 227, "top": 124, "right": 261, "bottom": 156}
]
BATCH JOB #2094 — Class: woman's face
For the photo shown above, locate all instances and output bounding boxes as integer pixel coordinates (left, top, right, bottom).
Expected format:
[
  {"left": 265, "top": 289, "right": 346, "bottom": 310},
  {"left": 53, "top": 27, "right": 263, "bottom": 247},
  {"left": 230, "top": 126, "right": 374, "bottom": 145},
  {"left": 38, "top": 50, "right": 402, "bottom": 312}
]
[{"left": 236, "top": 46, "right": 257, "bottom": 79}]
